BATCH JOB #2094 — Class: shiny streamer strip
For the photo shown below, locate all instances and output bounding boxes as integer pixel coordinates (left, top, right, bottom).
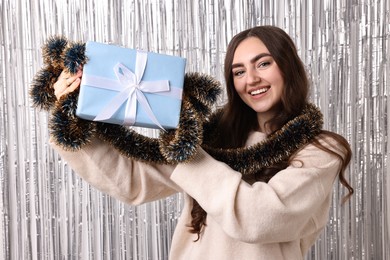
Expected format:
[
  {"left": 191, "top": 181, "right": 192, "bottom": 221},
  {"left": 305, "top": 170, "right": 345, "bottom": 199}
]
[{"left": 0, "top": 0, "right": 389, "bottom": 259}]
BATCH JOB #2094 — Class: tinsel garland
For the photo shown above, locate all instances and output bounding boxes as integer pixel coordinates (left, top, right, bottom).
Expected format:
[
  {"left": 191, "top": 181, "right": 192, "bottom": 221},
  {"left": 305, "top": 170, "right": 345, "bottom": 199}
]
[
  {"left": 30, "top": 36, "right": 323, "bottom": 174},
  {"left": 202, "top": 104, "right": 323, "bottom": 174}
]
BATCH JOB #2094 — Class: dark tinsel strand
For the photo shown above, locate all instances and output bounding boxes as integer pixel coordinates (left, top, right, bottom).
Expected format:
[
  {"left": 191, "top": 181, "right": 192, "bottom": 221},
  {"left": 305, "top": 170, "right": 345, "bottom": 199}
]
[
  {"left": 30, "top": 67, "right": 62, "bottom": 110},
  {"left": 50, "top": 91, "right": 95, "bottom": 150},
  {"left": 202, "top": 103, "right": 323, "bottom": 175},
  {"left": 42, "top": 35, "right": 68, "bottom": 67},
  {"left": 63, "top": 42, "right": 87, "bottom": 74}
]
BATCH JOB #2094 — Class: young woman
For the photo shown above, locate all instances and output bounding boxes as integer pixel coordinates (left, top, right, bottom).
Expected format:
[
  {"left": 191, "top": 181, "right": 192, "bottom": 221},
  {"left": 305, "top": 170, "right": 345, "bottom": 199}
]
[{"left": 52, "top": 25, "right": 353, "bottom": 259}]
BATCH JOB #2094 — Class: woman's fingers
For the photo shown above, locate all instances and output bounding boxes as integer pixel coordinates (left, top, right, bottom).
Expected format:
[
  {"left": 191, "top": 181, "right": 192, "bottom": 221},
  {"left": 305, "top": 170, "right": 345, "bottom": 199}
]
[
  {"left": 53, "top": 69, "right": 83, "bottom": 100},
  {"left": 67, "top": 77, "right": 81, "bottom": 93}
]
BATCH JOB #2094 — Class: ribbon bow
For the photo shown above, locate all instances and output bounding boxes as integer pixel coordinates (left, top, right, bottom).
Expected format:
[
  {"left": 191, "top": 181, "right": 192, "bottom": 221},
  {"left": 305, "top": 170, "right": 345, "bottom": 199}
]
[{"left": 94, "top": 51, "right": 170, "bottom": 130}]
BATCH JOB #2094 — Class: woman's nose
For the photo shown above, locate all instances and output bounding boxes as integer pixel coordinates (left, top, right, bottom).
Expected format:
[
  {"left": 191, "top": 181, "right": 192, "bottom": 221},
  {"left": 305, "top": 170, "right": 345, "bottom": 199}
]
[{"left": 246, "top": 69, "right": 261, "bottom": 85}]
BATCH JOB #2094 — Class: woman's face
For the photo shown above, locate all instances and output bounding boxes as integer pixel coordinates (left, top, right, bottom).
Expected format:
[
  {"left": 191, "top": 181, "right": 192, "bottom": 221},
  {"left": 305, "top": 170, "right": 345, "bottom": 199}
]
[{"left": 232, "top": 36, "right": 284, "bottom": 126}]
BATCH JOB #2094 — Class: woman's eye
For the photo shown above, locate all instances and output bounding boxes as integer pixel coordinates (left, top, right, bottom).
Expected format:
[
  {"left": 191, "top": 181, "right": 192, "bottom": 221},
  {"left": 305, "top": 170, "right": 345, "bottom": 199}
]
[
  {"left": 258, "top": 61, "right": 271, "bottom": 68},
  {"left": 233, "top": 70, "right": 244, "bottom": 77}
]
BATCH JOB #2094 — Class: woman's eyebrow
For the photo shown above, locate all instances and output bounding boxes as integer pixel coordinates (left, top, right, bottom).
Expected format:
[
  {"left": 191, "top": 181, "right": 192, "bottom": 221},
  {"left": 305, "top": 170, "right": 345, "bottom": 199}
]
[{"left": 232, "top": 53, "right": 272, "bottom": 69}]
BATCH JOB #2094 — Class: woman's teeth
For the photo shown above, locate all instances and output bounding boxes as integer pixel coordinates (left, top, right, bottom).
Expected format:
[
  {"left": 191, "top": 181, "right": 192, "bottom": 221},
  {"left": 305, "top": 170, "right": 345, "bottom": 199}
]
[{"left": 250, "top": 87, "right": 269, "bottom": 96}]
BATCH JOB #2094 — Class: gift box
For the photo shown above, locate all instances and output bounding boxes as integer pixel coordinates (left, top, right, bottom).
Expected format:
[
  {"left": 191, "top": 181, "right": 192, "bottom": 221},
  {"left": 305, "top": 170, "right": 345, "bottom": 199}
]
[{"left": 76, "top": 41, "right": 186, "bottom": 130}]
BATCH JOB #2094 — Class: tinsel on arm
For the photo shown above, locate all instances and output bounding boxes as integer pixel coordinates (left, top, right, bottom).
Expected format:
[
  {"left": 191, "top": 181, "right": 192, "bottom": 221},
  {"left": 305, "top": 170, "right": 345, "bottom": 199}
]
[
  {"left": 30, "top": 36, "right": 68, "bottom": 110},
  {"left": 49, "top": 90, "right": 96, "bottom": 150},
  {"left": 30, "top": 36, "right": 93, "bottom": 150}
]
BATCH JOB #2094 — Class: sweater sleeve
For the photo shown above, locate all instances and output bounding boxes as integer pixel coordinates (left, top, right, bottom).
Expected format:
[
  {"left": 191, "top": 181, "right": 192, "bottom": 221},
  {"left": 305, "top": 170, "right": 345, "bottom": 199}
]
[
  {"left": 50, "top": 137, "right": 181, "bottom": 205},
  {"left": 170, "top": 137, "right": 344, "bottom": 244}
]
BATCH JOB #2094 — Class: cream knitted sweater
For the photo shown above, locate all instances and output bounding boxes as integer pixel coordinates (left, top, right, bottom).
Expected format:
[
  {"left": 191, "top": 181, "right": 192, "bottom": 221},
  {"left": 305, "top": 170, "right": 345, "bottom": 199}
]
[{"left": 51, "top": 131, "right": 343, "bottom": 260}]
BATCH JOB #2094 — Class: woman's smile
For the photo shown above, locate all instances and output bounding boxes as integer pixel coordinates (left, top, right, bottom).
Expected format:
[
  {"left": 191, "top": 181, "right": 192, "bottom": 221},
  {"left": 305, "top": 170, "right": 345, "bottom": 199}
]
[{"left": 249, "top": 86, "right": 270, "bottom": 97}]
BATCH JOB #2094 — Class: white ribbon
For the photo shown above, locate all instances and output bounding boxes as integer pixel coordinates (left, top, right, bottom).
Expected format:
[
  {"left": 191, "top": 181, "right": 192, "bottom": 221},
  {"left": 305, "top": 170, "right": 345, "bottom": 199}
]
[{"left": 91, "top": 51, "right": 171, "bottom": 130}]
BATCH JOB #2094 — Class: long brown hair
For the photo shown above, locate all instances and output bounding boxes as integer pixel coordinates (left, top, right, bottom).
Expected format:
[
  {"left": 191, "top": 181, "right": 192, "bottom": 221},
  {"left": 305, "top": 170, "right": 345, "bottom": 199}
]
[{"left": 189, "top": 25, "right": 353, "bottom": 241}]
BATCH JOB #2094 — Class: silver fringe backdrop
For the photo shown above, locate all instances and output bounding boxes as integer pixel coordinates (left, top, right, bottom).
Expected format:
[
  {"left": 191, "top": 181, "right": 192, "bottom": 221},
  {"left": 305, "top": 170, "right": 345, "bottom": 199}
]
[{"left": 0, "top": 0, "right": 389, "bottom": 259}]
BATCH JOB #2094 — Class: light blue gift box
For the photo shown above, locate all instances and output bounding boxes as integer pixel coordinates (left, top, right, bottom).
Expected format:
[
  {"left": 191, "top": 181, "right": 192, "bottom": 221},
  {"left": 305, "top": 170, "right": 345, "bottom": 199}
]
[{"left": 76, "top": 41, "right": 186, "bottom": 129}]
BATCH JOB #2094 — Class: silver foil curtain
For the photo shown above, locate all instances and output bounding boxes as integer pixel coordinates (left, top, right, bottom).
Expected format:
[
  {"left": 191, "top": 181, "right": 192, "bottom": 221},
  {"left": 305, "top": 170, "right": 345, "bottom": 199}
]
[{"left": 0, "top": 0, "right": 389, "bottom": 259}]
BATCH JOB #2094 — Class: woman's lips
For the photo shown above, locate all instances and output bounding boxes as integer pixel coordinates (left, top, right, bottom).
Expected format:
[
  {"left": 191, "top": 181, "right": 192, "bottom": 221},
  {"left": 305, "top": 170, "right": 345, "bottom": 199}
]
[{"left": 250, "top": 86, "right": 270, "bottom": 96}]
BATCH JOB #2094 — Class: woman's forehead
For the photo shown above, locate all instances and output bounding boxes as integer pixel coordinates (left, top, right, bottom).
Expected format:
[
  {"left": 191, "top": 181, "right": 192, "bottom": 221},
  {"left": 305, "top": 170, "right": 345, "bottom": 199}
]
[{"left": 233, "top": 37, "right": 271, "bottom": 63}]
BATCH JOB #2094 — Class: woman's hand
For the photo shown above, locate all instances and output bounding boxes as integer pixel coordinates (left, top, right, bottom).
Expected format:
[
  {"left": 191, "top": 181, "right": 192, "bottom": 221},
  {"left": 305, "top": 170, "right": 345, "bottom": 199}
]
[{"left": 53, "top": 68, "right": 83, "bottom": 100}]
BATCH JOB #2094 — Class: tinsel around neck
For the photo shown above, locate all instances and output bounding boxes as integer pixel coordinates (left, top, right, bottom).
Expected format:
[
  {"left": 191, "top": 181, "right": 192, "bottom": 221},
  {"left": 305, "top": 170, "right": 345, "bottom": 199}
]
[{"left": 201, "top": 103, "right": 323, "bottom": 175}]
